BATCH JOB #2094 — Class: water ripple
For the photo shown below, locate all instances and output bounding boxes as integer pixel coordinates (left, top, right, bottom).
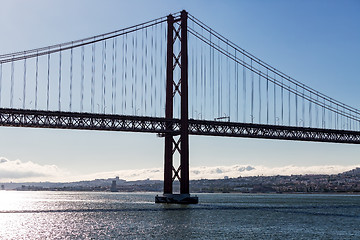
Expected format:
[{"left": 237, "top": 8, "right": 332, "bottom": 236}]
[{"left": 1, "top": 204, "right": 359, "bottom": 218}]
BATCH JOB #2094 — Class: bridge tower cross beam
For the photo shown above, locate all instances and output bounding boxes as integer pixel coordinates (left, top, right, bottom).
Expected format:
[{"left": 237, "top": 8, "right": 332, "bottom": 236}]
[{"left": 157, "top": 10, "right": 197, "bottom": 204}]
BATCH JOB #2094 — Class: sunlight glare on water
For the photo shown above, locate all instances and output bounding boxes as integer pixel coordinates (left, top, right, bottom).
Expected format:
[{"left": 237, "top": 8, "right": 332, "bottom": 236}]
[{"left": 0, "top": 191, "right": 359, "bottom": 239}]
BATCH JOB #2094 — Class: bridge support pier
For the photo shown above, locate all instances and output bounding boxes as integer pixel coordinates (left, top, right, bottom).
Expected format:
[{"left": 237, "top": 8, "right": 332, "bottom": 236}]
[{"left": 155, "top": 10, "right": 198, "bottom": 204}]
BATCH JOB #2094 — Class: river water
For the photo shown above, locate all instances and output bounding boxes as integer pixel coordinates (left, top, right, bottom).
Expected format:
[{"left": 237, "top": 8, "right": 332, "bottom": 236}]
[{"left": 0, "top": 191, "right": 359, "bottom": 239}]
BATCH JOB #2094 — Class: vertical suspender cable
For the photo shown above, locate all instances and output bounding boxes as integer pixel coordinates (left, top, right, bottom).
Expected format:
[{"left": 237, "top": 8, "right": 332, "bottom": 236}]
[
  {"left": 212, "top": 31, "right": 215, "bottom": 119},
  {"left": 159, "top": 23, "right": 163, "bottom": 117},
  {"left": 195, "top": 29, "right": 198, "bottom": 118},
  {"left": 199, "top": 36, "right": 202, "bottom": 118},
  {"left": 0, "top": 63, "right": 2, "bottom": 107},
  {"left": 112, "top": 38, "right": 115, "bottom": 114},
  {"left": 295, "top": 85, "right": 298, "bottom": 126},
  {"left": 251, "top": 59, "right": 254, "bottom": 123},
  {"left": 144, "top": 30, "right": 147, "bottom": 115},
  {"left": 200, "top": 35, "right": 203, "bottom": 119},
  {"left": 81, "top": 45, "right": 85, "bottom": 112},
  {"left": 309, "top": 92, "right": 312, "bottom": 127},
  {"left": 235, "top": 50, "right": 238, "bottom": 122},
  {"left": 217, "top": 40, "right": 220, "bottom": 118},
  {"left": 102, "top": 40, "right": 105, "bottom": 113},
  {"left": 288, "top": 82, "right": 291, "bottom": 126},
  {"left": 205, "top": 32, "right": 208, "bottom": 120},
  {"left": 227, "top": 41, "right": 230, "bottom": 119},
  {"left": 219, "top": 41, "right": 222, "bottom": 118},
  {"left": 336, "top": 104, "right": 338, "bottom": 129},
  {"left": 243, "top": 54, "right": 246, "bottom": 122},
  {"left": 281, "top": 76, "right": 284, "bottom": 125},
  {"left": 340, "top": 108, "right": 343, "bottom": 130},
  {"left": 69, "top": 48, "right": 74, "bottom": 112},
  {"left": 273, "top": 74, "right": 276, "bottom": 124},
  {"left": 122, "top": 33, "right": 125, "bottom": 114},
  {"left": 141, "top": 28, "right": 144, "bottom": 115},
  {"left": 150, "top": 27, "right": 154, "bottom": 116},
  {"left": 302, "top": 87, "right": 305, "bottom": 127},
  {"left": 164, "top": 23, "right": 167, "bottom": 116},
  {"left": 195, "top": 37, "right": 198, "bottom": 118},
  {"left": 70, "top": 46, "right": 73, "bottom": 112},
  {"left": 136, "top": 30, "right": 139, "bottom": 116},
  {"left": 23, "top": 57, "right": 27, "bottom": 109},
  {"left": 316, "top": 93, "right": 319, "bottom": 127},
  {"left": 266, "top": 69, "right": 269, "bottom": 124},
  {"left": 218, "top": 39, "right": 221, "bottom": 118},
  {"left": 35, "top": 53, "right": 39, "bottom": 110},
  {"left": 210, "top": 30, "right": 213, "bottom": 119},
  {"left": 259, "top": 73, "right": 261, "bottom": 123},
  {"left": 135, "top": 29, "right": 139, "bottom": 116},
  {"left": 234, "top": 48, "right": 239, "bottom": 122},
  {"left": 329, "top": 102, "right": 332, "bottom": 129},
  {"left": 103, "top": 41, "right": 107, "bottom": 113},
  {"left": 10, "top": 57, "right": 14, "bottom": 108},
  {"left": 91, "top": 42, "right": 95, "bottom": 113},
  {"left": 191, "top": 28, "right": 194, "bottom": 118},
  {"left": 114, "top": 37, "right": 117, "bottom": 114},
  {"left": 195, "top": 35, "right": 198, "bottom": 118},
  {"left": 125, "top": 32, "right": 128, "bottom": 114},
  {"left": 322, "top": 98, "right": 325, "bottom": 128},
  {"left": 132, "top": 34, "right": 135, "bottom": 115},
  {"left": 212, "top": 34, "right": 215, "bottom": 119},
  {"left": 46, "top": 53, "right": 50, "bottom": 110},
  {"left": 204, "top": 33, "right": 207, "bottom": 120},
  {"left": 58, "top": 49, "right": 62, "bottom": 111},
  {"left": 153, "top": 24, "right": 159, "bottom": 117}
]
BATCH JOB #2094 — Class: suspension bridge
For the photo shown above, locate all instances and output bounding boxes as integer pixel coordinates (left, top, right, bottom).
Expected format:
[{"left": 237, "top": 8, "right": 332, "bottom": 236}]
[{"left": 0, "top": 10, "right": 359, "bottom": 203}]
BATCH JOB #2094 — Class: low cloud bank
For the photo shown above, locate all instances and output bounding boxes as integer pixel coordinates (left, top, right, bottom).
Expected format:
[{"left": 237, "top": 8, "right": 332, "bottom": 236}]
[
  {"left": 81, "top": 164, "right": 359, "bottom": 181},
  {"left": 0, "top": 157, "right": 68, "bottom": 182},
  {"left": 1, "top": 157, "right": 358, "bottom": 182}
]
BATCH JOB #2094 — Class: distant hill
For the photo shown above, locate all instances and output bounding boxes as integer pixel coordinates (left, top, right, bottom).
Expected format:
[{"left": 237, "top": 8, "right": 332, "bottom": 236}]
[
  {"left": 1, "top": 168, "right": 359, "bottom": 193},
  {"left": 341, "top": 167, "right": 360, "bottom": 176}
]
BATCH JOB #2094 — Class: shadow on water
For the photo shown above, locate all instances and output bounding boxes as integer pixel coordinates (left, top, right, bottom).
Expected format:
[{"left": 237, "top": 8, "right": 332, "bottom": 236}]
[{"left": 1, "top": 204, "right": 359, "bottom": 218}]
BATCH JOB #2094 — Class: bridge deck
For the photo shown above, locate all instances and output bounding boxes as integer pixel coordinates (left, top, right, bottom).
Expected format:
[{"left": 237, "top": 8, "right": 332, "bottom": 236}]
[{"left": 1, "top": 108, "right": 360, "bottom": 144}]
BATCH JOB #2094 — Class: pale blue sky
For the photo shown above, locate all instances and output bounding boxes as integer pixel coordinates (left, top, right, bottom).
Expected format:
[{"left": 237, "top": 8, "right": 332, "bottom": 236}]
[{"left": 0, "top": 0, "right": 359, "bottom": 180}]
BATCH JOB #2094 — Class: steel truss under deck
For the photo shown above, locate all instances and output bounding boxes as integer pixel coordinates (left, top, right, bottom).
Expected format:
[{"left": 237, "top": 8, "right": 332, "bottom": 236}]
[
  {"left": 0, "top": 108, "right": 175, "bottom": 133},
  {"left": 188, "top": 119, "right": 360, "bottom": 144},
  {"left": 1, "top": 108, "right": 360, "bottom": 144}
]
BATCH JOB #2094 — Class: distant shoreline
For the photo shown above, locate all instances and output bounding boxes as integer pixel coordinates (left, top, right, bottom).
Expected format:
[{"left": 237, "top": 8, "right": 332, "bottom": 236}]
[
  {"left": 1, "top": 189, "right": 360, "bottom": 196},
  {"left": 1, "top": 168, "right": 359, "bottom": 193}
]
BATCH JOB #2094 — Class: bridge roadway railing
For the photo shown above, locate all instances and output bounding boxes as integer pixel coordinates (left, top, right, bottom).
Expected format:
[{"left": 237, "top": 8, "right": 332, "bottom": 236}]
[
  {"left": 1, "top": 108, "right": 360, "bottom": 144},
  {"left": 188, "top": 119, "right": 360, "bottom": 144}
]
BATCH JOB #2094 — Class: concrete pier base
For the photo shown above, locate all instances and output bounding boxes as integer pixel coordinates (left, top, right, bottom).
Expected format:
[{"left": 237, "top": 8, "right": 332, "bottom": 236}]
[{"left": 155, "top": 194, "right": 198, "bottom": 204}]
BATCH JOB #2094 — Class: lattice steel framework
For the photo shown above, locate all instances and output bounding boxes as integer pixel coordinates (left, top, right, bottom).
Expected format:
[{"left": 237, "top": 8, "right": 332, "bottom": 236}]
[
  {"left": 1, "top": 108, "right": 360, "bottom": 144},
  {"left": 188, "top": 119, "right": 360, "bottom": 144},
  {"left": 0, "top": 108, "right": 175, "bottom": 133},
  {"left": 163, "top": 10, "right": 190, "bottom": 195}
]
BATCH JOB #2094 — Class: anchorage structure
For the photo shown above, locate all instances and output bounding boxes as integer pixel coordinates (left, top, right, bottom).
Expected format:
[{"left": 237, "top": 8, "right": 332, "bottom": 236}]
[{"left": 155, "top": 10, "right": 198, "bottom": 204}]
